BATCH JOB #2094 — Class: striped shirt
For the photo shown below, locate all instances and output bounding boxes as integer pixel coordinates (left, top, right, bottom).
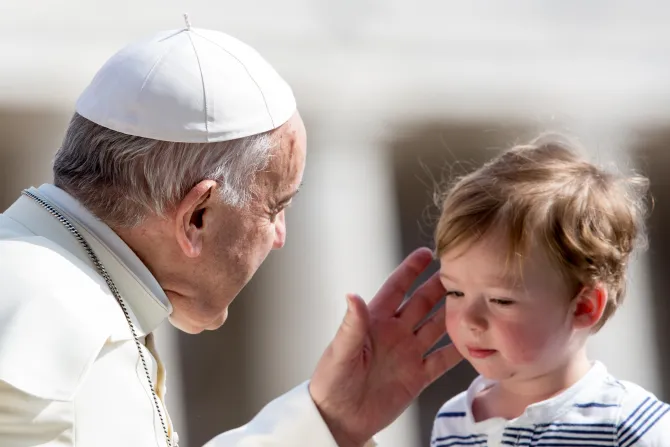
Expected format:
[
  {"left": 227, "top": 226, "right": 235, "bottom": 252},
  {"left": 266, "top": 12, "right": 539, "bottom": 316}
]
[{"left": 431, "top": 362, "right": 669, "bottom": 446}]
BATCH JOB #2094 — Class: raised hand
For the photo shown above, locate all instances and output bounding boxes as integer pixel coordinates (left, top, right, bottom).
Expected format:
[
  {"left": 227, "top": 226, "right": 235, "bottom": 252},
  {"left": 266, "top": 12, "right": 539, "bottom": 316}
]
[{"left": 309, "top": 247, "right": 463, "bottom": 447}]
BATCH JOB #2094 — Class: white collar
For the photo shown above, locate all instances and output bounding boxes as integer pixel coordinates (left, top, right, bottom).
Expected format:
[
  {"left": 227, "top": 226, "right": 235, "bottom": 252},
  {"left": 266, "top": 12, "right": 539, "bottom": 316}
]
[
  {"left": 464, "top": 361, "right": 609, "bottom": 432},
  {"left": 37, "top": 183, "right": 172, "bottom": 314},
  {"left": 4, "top": 184, "right": 172, "bottom": 338}
]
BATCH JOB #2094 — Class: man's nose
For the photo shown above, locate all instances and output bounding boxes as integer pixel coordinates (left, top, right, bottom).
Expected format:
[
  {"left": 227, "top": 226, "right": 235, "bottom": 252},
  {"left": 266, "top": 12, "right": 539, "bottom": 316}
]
[{"left": 272, "top": 210, "right": 286, "bottom": 249}]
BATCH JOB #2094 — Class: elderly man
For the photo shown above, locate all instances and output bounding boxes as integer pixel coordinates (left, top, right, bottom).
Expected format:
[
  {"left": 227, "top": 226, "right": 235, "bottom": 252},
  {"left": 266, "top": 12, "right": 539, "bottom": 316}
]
[{"left": 0, "top": 20, "right": 461, "bottom": 447}]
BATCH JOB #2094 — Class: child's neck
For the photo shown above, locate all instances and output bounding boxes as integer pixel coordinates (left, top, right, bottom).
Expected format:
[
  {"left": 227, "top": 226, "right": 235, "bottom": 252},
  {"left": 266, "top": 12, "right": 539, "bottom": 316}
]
[{"left": 472, "top": 351, "right": 592, "bottom": 422}]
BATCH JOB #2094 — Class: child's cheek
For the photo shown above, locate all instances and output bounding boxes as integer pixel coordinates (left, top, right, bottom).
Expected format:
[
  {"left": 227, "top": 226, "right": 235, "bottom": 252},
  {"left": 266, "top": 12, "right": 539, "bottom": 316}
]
[
  {"left": 445, "top": 307, "right": 464, "bottom": 352},
  {"left": 496, "top": 320, "right": 555, "bottom": 364}
]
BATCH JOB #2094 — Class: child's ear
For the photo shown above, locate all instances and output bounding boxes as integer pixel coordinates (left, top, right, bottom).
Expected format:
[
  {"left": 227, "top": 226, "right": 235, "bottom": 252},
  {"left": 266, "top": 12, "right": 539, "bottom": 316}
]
[{"left": 571, "top": 285, "right": 608, "bottom": 330}]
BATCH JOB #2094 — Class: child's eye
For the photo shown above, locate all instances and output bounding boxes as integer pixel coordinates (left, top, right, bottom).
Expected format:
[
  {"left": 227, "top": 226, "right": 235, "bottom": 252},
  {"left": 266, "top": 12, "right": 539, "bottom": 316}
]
[
  {"left": 490, "top": 298, "right": 514, "bottom": 306},
  {"left": 445, "top": 291, "right": 464, "bottom": 298}
]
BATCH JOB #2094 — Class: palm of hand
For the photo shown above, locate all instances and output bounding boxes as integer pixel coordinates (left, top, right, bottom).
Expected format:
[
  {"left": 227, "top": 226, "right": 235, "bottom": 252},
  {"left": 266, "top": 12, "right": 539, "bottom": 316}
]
[{"left": 310, "top": 248, "right": 462, "bottom": 447}]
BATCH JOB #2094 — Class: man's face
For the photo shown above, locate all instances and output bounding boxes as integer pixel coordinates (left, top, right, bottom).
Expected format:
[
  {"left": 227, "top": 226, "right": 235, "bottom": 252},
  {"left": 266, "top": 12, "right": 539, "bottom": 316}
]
[{"left": 167, "top": 112, "right": 307, "bottom": 333}]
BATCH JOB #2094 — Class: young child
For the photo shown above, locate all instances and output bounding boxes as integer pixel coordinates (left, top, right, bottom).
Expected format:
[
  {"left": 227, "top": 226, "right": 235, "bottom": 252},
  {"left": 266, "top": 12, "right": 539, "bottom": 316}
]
[{"left": 431, "top": 135, "right": 669, "bottom": 446}]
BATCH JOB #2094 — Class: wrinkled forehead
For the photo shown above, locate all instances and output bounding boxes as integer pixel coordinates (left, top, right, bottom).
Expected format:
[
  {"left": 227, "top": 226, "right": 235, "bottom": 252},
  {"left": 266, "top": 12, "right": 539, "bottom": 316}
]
[{"left": 258, "top": 117, "right": 307, "bottom": 195}]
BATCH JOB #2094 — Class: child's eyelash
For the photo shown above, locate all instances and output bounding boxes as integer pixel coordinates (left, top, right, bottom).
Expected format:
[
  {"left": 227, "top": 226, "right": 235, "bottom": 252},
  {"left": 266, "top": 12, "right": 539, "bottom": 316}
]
[
  {"left": 490, "top": 298, "right": 514, "bottom": 306},
  {"left": 445, "top": 291, "right": 464, "bottom": 298}
]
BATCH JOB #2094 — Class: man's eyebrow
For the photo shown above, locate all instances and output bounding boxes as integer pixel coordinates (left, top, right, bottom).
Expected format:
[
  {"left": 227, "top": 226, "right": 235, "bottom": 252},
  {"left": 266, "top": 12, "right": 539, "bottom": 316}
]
[{"left": 277, "top": 183, "right": 303, "bottom": 204}]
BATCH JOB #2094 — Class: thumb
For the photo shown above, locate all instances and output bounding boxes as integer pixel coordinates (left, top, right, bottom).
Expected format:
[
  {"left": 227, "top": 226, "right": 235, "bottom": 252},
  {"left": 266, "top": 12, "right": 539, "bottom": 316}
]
[{"left": 332, "top": 293, "right": 371, "bottom": 358}]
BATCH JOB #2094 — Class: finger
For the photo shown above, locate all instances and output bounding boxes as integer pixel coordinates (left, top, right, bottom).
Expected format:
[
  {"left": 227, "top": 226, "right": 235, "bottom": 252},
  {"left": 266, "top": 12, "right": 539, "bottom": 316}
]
[
  {"left": 414, "top": 305, "right": 447, "bottom": 352},
  {"left": 331, "top": 293, "right": 371, "bottom": 360},
  {"left": 423, "top": 344, "right": 463, "bottom": 384},
  {"left": 368, "top": 247, "right": 434, "bottom": 317},
  {"left": 395, "top": 272, "right": 445, "bottom": 329}
]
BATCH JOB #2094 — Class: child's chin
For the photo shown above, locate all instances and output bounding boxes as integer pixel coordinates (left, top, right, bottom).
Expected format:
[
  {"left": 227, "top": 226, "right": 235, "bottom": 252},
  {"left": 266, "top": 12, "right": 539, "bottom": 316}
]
[{"left": 470, "top": 362, "right": 515, "bottom": 381}]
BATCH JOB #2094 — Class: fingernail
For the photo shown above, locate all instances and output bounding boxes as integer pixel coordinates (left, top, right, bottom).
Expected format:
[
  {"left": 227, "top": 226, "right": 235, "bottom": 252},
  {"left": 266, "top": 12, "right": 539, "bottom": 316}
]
[{"left": 346, "top": 294, "right": 358, "bottom": 312}]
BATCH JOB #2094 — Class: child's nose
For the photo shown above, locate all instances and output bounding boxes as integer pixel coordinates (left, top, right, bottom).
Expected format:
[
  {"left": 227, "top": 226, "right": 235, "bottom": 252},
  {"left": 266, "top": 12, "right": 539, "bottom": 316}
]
[{"left": 462, "top": 299, "right": 488, "bottom": 332}]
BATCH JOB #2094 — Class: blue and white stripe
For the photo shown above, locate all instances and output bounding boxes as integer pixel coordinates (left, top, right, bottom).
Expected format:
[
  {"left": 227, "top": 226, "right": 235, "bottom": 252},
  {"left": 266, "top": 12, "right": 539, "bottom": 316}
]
[
  {"left": 431, "top": 373, "right": 669, "bottom": 446},
  {"left": 617, "top": 396, "right": 670, "bottom": 447}
]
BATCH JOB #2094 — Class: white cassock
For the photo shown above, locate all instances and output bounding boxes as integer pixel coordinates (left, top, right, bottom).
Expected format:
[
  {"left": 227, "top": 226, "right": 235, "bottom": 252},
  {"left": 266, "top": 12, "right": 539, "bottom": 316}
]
[{"left": 0, "top": 184, "right": 363, "bottom": 446}]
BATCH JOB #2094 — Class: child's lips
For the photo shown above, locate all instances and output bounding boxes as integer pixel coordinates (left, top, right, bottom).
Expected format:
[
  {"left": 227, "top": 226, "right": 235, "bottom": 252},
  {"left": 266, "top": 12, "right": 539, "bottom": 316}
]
[{"left": 466, "top": 346, "right": 497, "bottom": 358}]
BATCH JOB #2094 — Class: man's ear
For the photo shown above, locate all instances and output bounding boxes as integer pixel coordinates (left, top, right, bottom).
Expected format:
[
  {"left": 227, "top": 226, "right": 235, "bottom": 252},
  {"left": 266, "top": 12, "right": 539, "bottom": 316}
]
[
  {"left": 175, "top": 180, "right": 218, "bottom": 258},
  {"left": 572, "top": 284, "right": 608, "bottom": 330}
]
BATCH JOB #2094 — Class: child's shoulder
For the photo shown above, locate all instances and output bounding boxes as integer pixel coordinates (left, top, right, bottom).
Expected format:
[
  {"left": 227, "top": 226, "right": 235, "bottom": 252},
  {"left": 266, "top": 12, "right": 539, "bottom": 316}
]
[
  {"left": 612, "top": 379, "right": 670, "bottom": 446},
  {"left": 434, "top": 390, "right": 469, "bottom": 420},
  {"left": 610, "top": 377, "right": 667, "bottom": 413},
  {"left": 430, "top": 391, "right": 473, "bottom": 443},
  {"left": 581, "top": 373, "right": 670, "bottom": 446}
]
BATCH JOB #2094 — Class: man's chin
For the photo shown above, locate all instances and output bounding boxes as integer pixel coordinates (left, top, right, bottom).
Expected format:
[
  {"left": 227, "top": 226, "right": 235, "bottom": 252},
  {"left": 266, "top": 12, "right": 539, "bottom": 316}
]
[
  {"left": 167, "top": 316, "right": 204, "bottom": 334},
  {"left": 168, "top": 309, "right": 228, "bottom": 334}
]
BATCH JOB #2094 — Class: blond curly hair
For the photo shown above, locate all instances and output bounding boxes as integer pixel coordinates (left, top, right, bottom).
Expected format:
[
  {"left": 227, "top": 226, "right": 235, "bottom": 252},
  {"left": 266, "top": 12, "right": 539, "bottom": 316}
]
[{"left": 434, "top": 134, "right": 650, "bottom": 331}]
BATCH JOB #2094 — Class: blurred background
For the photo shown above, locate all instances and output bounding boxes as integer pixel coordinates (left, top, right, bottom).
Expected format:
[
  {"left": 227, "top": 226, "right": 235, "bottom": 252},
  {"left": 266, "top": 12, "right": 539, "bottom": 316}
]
[{"left": 2, "top": 1, "right": 670, "bottom": 446}]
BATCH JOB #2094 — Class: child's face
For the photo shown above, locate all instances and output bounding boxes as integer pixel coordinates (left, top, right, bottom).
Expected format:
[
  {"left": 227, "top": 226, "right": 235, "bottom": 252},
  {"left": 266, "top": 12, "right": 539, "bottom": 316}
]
[{"left": 439, "top": 232, "right": 579, "bottom": 382}]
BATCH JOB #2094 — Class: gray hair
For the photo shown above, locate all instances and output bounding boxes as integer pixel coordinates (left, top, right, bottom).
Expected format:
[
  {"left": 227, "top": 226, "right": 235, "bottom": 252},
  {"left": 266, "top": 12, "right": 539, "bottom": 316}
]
[{"left": 53, "top": 113, "right": 276, "bottom": 228}]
